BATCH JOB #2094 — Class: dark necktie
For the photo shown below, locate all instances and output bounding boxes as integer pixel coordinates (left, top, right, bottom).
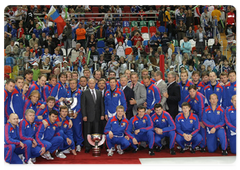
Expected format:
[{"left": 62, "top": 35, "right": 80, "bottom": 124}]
[
  {"left": 132, "top": 83, "right": 135, "bottom": 89},
  {"left": 91, "top": 89, "right": 96, "bottom": 103}
]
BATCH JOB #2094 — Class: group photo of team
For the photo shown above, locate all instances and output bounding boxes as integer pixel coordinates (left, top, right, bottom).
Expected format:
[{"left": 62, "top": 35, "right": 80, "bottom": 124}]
[{"left": 4, "top": 4, "right": 236, "bottom": 165}]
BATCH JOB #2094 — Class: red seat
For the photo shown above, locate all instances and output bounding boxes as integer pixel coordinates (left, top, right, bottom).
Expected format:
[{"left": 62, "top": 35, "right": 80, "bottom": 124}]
[
  {"left": 123, "top": 6, "right": 131, "bottom": 13},
  {"left": 92, "top": 7, "right": 99, "bottom": 13},
  {"left": 194, "top": 25, "right": 198, "bottom": 33},
  {"left": 131, "top": 27, "right": 135, "bottom": 32},
  {"left": 125, "top": 47, "right": 133, "bottom": 55},
  {"left": 156, "top": 21, "right": 160, "bottom": 28},
  {"left": 141, "top": 26, "right": 148, "bottom": 33},
  {"left": 4, "top": 65, "right": 11, "bottom": 74},
  {"left": 150, "top": 32, "right": 155, "bottom": 37},
  {"left": 149, "top": 26, "right": 157, "bottom": 34}
]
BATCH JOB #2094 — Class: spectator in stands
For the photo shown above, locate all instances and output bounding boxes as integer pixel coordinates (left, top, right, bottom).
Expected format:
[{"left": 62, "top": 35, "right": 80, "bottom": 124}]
[
  {"left": 96, "top": 24, "right": 106, "bottom": 40},
  {"left": 108, "top": 55, "right": 120, "bottom": 78},
  {"left": 103, "top": 47, "right": 112, "bottom": 63},
  {"left": 176, "top": 20, "right": 186, "bottom": 46},
  {"left": 195, "top": 26, "right": 207, "bottom": 54},
  {"left": 116, "top": 32, "right": 124, "bottom": 45},
  {"left": 166, "top": 20, "right": 175, "bottom": 40},
  {"left": 201, "top": 8, "right": 212, "bottom": 29},
  {"left": 211, "top": 6, "right": 222, "bottom": 31},
  {"left": 131, "top": 5, "right": 140, "bottom": 13},
  {"left": 116, "top": 42, "right": 125, "bottom": 58},
  {"left": 149, "top": 32, "right": 161, "bottom": 52},
  {"left": 5, "top": 40, "right": 19, "bottom": 57},
  {"left": 180, "top": 36, "right": 191, "bottom": 54},
  {"left": 226, "top": 7, "right": 236, "bottom": 34},
  {"left": 4, "top": 32, "right": 11, "bottom": 49},
  {"left": 119, "top": 57, "right": 127, "bottom": 75},
  {"left": 62, "top": 20, "right": 73, "bottom": 56},
  {"left": 157, "top": 6, "right": 165, "bottom": 26},
  {"left": 112, "top": 49, "right": 120, "bottom": 61},
  {"left": 33, "top": 23, "right": 41, "bottom": 39},
  {"left": 89, "top": 46, "right": 99, "bottom": 60},
  {"left": 104, "top": 10, "right": 113, "bottom": 23},
  {"left": 211, "top": 37, "right": 221, "bottom": 55},
  {"left": 131, "top": 26, "right": 141, "bottom": 38},
  {"left": 214, "top": 50, "right": 227, "bottom": 64},
  {"left": 38, "top": 32, "right": 47, "bottom": 49},
  {"left": 46, "top": 36, "right": 56, "bottom": 55},
  {"left": 176, "top": 7, "right": 186, "bottom": 25},
  {"left": 186, "top": 26, "right": 195, "bottom": 40},
  {"left": 87, "top": 34, "right": 97, "bottom": 48},
  {"left": 186, "top": 9, "right": 194, "bottom": 30},
  {"left": 29, "top": 33, "right": 39, "bottom": 49},
  {"left": 131, "top": 32, "right": 144, "bottom": 46},
  {"left": 52, "top": 33, "right": 60, "bottom": 48},
  {"left": 106, "top": 24, "right": 114, "bottom": 39},
  {"left": 99, "top": 5, "right": 106, "bottom": 13},
  {"left": 106, "top": 34, "right": 115, "bottom": 48},
  {"left": 161, "top": 32, "right": 171, "bottom": 53},
  {"left": 76, "top": 23, "right": 86, "bottom": 49}
]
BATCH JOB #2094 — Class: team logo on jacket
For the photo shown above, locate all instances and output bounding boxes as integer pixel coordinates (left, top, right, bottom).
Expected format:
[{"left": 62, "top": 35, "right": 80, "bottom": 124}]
[
  {"left": 64, "top": 124, "right": 67, "bottom": 128},
  {"left": 198, "top": 87, "right": 201, "bottom": 90},
  {"left": 234, "top": 88, "right": 236, "bottom": 91},
  {"left": 190, "top": 120, "right": 193, "bottom": 124},
  {"left": 194, "top": 100, "right": 197, "bottom": 103},
  {"left": 216, "top": 88, "right": 219, "bottom": 92},
  {"left": 53, "top": 126, "right": 56, "bottom": 130},
  {"left": 121, "top": 123, "right": 125, "bottom": 127},
  {"left": 162, "top": 119, "right": 165, "bottom": 122},
  {"left": 185, "top": 87, "right": 188, "bottom": 90},
  {"left": 143, "top": 120, "right": 146, "bottom": 123},
  {"left": 75, "top": 93, "right": 78, "bottom": 96},
  {"left": 148, "top": 90, "right": 151, "bottom": 93},
  {"left": 217, "top": 111, "right": 220, "bottom": 115}
]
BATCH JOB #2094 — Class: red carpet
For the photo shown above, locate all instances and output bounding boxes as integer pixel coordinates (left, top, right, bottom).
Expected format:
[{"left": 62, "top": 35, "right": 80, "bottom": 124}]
[{"left": 35, "top": 147, "right": 236, "bottom": 164}]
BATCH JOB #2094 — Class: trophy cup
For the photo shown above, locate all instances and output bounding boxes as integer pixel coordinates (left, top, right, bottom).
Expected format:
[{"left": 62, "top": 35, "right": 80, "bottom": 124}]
[
  {"left": 63, "top": 98, "right": 77, "bottom": 118},
  {"left": 87, "top": 134, "right": 105, "bottom": 157}
]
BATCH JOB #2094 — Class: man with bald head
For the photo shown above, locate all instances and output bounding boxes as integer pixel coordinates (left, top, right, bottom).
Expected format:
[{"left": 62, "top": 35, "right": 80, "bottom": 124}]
[
  {"left": 81, "top": 78, "right": 104, "bottom": 153},
  {"left": 4, "top": 113, "right": 33, "bottom": 164}
]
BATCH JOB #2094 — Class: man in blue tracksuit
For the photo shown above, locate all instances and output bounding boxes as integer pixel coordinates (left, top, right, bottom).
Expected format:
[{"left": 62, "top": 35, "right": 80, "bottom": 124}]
[
  {"left": 225, "top": 95, "right": 236, "bottom": 154},
  {"left": 4, "top": 113, "right": 33, "bottom": 164},
  {"left": 175, "top": 102, "right": 202, "bottom": 153},
  {"left": 19, "top": 109, "right": 42, "bottom": 162},
  {"left": 126, "top": 105, "right": 155, "bottom": 156},
  {"left": 142, "top": 76, "right": 161, "bottom": 116},
  {"left": 66, "top": 78, "right": 84, "bottom": 151},
  {"left": 184, "top": 85, "right": 207, "bottom": 151},
  {"left": 178, "top": 70, "right": 193, "bottom": 111},
  {"left": 202, "top": 94, "right": 228, "bottom": 155},
  {"left": 104, "top": 77, "right": 127, "bottom": 120},
  {"left": 151, "top": 103, "right": 176, "bottom": 155},
  {"left": 4, "top": 79, "right": 15, "bottom": 124},
  {"left": 25, "top": 74, "right": 50, "bottom": 102},
  {"left": 223, "top": 70, "right": 236, "bottom": 108},
  {"left": 204, "top": 72, "right": 225, "bottom": 106},
  {"left": 57, "top": 105, "right": 77, "bottom": 155},
  {"left": 104, "top": 105, "right": 131, "bottom": 156},
  {"left": 196, "top": 71, "right": 210, "bottom": 95},
  {"left": 35, "top": 110, "right": 64, "bottom": 160}
]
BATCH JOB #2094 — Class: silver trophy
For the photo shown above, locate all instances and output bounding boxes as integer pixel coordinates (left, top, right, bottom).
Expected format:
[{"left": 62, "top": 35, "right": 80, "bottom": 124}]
[
  {"left": 87, "top": 134, "right": 105, "bottom": 157},
  {"left": 63, "top": 98, "right": 77, "bottom": 118}
]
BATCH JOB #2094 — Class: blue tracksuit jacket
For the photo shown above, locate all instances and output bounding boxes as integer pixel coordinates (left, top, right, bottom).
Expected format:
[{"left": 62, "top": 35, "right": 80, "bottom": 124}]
[
  {"left": 204, "top": 82, "right": 225, "bottom": 106},
  {"left": 105, "top": 80, "right": 121, "bottom": 90},
  {"left": 225, "top": 105, "right": 236, "bottom": 133},
  {"left": 19, "top": 119, "right": 37, "bottom": 142},
  {"left": 145, "top": 84, "right": 161, "bottom": 112},
  {"left": 26, "top": 82, "right": 50, "bottom": 102},
  {"left": 223, "top": 81, "right": 236, "bottom": 108},
  {"left": 4, "top": 89, "right": 12, "bottom": 124},
  {"left": 178, "top": 80, "right": 193, "bottom": 108},
  {"left": 23, "top": 99, "right": 43, "bottom": 118},
  {"left": 196, "top": 81, "right": 210, "bottom": 95}
]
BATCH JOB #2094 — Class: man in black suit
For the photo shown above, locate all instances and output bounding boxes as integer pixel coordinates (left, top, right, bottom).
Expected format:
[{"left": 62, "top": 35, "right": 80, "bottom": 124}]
[
  {"left": 81, "top": 78, "right": 105, "bottom": 153},
  {"left": 79, "top": 76, "right": 88, "bottom": 91},
  {"left": 163, "top": 71, "right": 181, "bottom": 119},
  {"left": 120, "top": 75, "right": 134, "bottom": 120}
]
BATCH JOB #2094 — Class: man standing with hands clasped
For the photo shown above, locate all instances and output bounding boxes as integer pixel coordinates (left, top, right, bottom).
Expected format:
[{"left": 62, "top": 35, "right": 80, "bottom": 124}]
[{"left": 81, "top": 78, "right": 104, "bottom": 153}]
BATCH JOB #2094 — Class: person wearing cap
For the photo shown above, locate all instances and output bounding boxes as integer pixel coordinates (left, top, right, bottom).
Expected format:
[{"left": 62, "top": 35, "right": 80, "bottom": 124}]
[{"left": 76, "top": 23, "right": 86, "bottom": 49}]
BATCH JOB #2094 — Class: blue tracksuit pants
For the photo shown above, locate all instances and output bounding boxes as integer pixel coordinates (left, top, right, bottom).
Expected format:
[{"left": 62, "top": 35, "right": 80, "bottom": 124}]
[
  {"left": 155, "top": 131, "right": 176, "bottom": 149},
  {"left": 176, "top": 133, "right": 202, "bottom": 149},
  {"left": 206, "top": 127, "right": 227, "bottom": 152},
  {"left": 106, "top": 135, "right": 130, "bottom": 150}
]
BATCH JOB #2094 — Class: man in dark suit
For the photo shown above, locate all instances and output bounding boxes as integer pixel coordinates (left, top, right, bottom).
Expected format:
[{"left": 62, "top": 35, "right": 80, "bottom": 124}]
[
  {"left": 163, "top": 71, "right": 181, "bottom": 119},
  {"left": 120, "top": 75, "right": 134, "bottom": 120},
  {"left": 79, "top": 76, "right": 88, "bottom": 91},
  {"left": 81, "top": 78, "right": 105, "bottom": 153}
]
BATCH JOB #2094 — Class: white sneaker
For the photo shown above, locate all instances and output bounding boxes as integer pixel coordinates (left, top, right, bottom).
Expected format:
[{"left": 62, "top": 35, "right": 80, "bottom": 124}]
[
  {"left": 56, "top": 151, "right": 67, "bottom": 159},
  {"left": 76, "top": 145, "right": 81, "bottom": 152},
  {"left": 31, "top": 158, "right": 36, "bottom": 163},
  {"left": 18, "top": 154, "right": 25, "bottom": 163},
  {"left": 116, "top": 145, "right": 124, "bottom": 155},
  {"left": 107, "top": 148, "right": 114, "bottom": 156},
  {"left": 27, "top": 158, "right": 34, "bottom": 164},
  {"left": 62, "top": 148, "right": 71, "bottom": 154},
  {"left": 42, "top": 152, "right": 54, "bottom": 160}
]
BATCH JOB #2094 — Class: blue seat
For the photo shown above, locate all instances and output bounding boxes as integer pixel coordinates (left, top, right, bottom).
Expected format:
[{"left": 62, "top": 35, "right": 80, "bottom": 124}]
[
  {"left": 97, "top": 48, "right": 105, "bottom": 55},
  {"left": 143, "top": 40, "right": 149, "bottom": 46},
  {"left": 109, "top": 47, "right": 113, "bottom": 52},
  {"left": 5, "top": 56, "right": 14, "bottom": 68},
  {"left": 127, "top": 40, "right": 132, "bottom": 47},
  {"left": 97, "top": 40, "right": 105, "bottom": 48},
  {"left": 122, "top": 21, "right": 130, "bottom": 27},
  {"left": 158, "top": 26, "right": 166, "bottom": 33}
]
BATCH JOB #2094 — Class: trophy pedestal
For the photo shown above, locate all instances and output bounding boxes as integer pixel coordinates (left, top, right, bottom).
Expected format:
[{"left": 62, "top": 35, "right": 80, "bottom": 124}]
[{"left": 92, "top": 147, "right": 101, "bottom": 157}]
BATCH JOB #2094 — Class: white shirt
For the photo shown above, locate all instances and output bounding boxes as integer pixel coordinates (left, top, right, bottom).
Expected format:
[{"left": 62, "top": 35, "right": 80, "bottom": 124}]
[
  {"left": 90, "top": 88, "right": 96, "bottom": 101},
  {"left": 155, "top": 79, "right": 163, "bottom": 86},
  {"left": 121, "top": 85, "right": 127, "bottom": 91}
]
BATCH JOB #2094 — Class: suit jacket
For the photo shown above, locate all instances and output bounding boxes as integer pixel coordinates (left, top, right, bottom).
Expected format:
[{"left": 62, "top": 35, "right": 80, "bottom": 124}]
[
  {"left": 155, "top": 80, "right": 169, "bottom": 110},
  {"left": 195, "top": 31, "right": 207, "bottom": 46},
  {"left": 81, "top": 89, "right": 104, "bottom": 122},
  {"left": 166, "top": 81, "right": 181, "bottom": 119},
  {"left": 127, "top": 82, "right": 146, "bottom": 116},
  {"left": 123, "top": 86, "right": 134, "bottom": 120}
]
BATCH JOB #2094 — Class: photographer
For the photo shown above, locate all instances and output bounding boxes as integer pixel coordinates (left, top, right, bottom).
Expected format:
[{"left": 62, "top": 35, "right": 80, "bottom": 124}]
[{"left": 131, "top": 31, "right": 144, "bottom": 46}]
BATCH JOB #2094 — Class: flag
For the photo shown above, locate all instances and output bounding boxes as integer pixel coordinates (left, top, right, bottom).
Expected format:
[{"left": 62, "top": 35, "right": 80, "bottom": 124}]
[{"left": 48, "top": 6, "right": 66, "bottom": 36}]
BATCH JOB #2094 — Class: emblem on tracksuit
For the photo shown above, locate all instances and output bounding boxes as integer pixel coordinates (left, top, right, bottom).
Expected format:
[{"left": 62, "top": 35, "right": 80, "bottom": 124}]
[
  {"left": 234, "top": 88, "right": 236, "bottom": 91},
  {"left": 121, "top": 123, "right": 125, "bottom": 127},
  {"left": 217, "top": 111, "right": 220, "bottom": 115},
  {"left": 185, "top": 87, "right": 188, "bottom": 90},
  {"left": 143, "top": 120, "right": 146, "bottom": 123},
  {"left": 148, "top": 90, "right": 151, "bottom": 93},
  {"left": 190, "top": 120, "right": 193, "bottom": 124},
  {"left": 64, "top": 124, "right": 67, "bottom": 128},
  {"left": 198, "top": 87, "right": 201, "bottom": 90},
  {"left": 162, "top": 119, "right": 165, "bottom": 122},
  {"left": 194, "top": 100, "right": 197, "bottom": 103},
  {"left": 216, "top": 88, "right": 219, "bottom": 91},
  {"left": 53, "top": 126, "right": 56, "bottom": 130}
]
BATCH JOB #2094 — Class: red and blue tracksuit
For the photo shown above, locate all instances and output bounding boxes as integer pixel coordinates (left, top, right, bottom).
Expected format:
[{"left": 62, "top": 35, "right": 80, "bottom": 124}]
[
  {"left": 19, "top": 119, "right": 43, "bottom": 158},
  {"left": 225, "top": 105, "right": 236, "bottom": 154},
  {"left": 151, "top": 111, "right": 176, "bottom": 149},
  {"left": 4, "top": 89, "right": 12, "bottom": 124},
  {"left": 105, "top": 80, "right": 121, "bottom": 90},
  {"left": 23, "top": 99, "right": 43, "bottom": 118},
  {"left": 175, "top": 113, "right": 202, "bottom": 149},
  {"left": 178, "top": 80, "right": 193, "bottom": 110},
  {"left": 4, "top": 122, "right": 32, "bottom": 164},
  {"left": 54, "top": 81, "right": 69, "bottom": 108},
  {"left": 35, "top": 107, "right": 58, "bottom": 125},
  {"left": 202, "top": 105, "right": 227, "bottom": 152},
  {"left": 56, "top": 116, "right": 75, "bottom": 151},
  {"left": 9, "top": 86, "right": 25, "bottom": 120},
  {"left": 104, "top": 88, "right": 127, "bottom": 118},
  {"left": 196, "top": 81, "right": 210, "bottom": 95},
  {"left": 204, "top": 81, "right": 225, "bottom": 106},
  {"left": 140, "top": 78, "right": 156, "bottom": 85},
  {"left": 35, "top": 118, "right": 63, "bottom": 154},
  {"left": 184, "top": 92, "right": 206, "bottom": 148},
  {"left": 4, "top": 144, "right": 22, "bottom": 164},
  {"left": 66, "top": 88, "right": 84, "bottom": 146},
  {"left": 223, "top": 81, "right": 236, "bottom": 108},
  {"left": 104, "top": 115, "right": 131, "bottom": 150},
  {"left": 145, "top": 84, "right": 161, "bottom": 116},
  {"left": 25, "top": 82, "right": 50, "bottom": 102},
  {"left": 126, "top": 114, "right": 154, "bottom": 149}
]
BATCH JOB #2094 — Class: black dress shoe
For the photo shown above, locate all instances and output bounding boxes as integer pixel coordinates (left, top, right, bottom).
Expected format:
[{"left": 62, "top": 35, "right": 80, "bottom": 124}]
[
  {"left": 85, "top": 148, "right": 90, "bottom": 153},
  {"left": 155, "top": 146, "right": 162, "bottom": 152},
  {"left": 222, "top": 150, "right": 228, "bottom": 156},
  {"left": 132, "top": 147, "right": 138, "bottom": 153},
  {"left": 180, "top": 148, "right": 185, "bottom": 153},
  {"left": 190, "top": 148, "right": 195, "bottom": 153},
  {"left": 170, "top": 148, "right": 176, "bottom": 155},
  {"left": 149, "top": 149, "right": 155, "bottom": 156},
  {"left": 200, "top": 147, "right": 206, "bottom": 153}
]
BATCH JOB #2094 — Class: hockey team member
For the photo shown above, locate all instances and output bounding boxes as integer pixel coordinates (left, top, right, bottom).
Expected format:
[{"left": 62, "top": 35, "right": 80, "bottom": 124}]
[
  {"left": 151, "top": 103, "right": 176, "bottom": 155},
  {"left": 19, "top": 109, "right": 42, "bottom": 163},
  {"left": 223, "top": 70, "right": 236, "bottom": 108},
  {"left": 175, "top": 102, "right": 202, "bottom": 153},
  {"left": 4, "top": 113, "right": 33, "bottom": 164},
  {"left": 23, "top": 90, "right": 45, "bottom": 118},
  {"left": 140, "top": 69, "right": 156, "bottom": 85},
  {"left": 104, "top": 77, "right": 127, "bottom": 120},
  {"left": 204, "top": 72, "right": 225, "bottom": 106},
  {"left": 57, "top": 105, "right": 77, "bottom": 155},
  {"left": 25, "top": 74, "right": 50, "bottom": 102},
  {"left": 225, "top": 95, "right": 236, "bottom": 154},
  {"left": 105, "top": 71, "right": 121, "bottom": 90},
  {"left": 142, "top": 75, "right": 161, "bottom": 116},
  {"left": 35, "top": 110, "right": 65, "bottom": 160},
  {"left": 71, "top": 71, "right": 81, "bottom": 89},
  {"left": 197, "top": 71, "right": 210, "bottom": 95},
  {"left": 104, "top": 105, "right": 131, "bottom": 156},
  {"left": 4, "top": 79, "right": 15, "bottom": 124},
  {"left": 9, "top": 76, "right": 25, "bottom": 120},
  {"left": 184, "top": 85, "right": 206, "bottom": 151},
  {"left": 66, "top": 78, "right": 84, "bottom": 152},
  {"left": 219, "top": 72, "right": 229, "bottom": 86},
  {"left": 202, "top": 94, "right": 228, "bottom": 155},
  {"left": 178, "top": 70, "right": 193, "bottom": 111},
  {"left": 24, "top": 69, "right": 35, "bottom": 86},
  {"left": 126, "top": 105, "right": 155, "bottom": 156},
  {"left": 191, "top": 71, "right": 201, "bottom": 90}
]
